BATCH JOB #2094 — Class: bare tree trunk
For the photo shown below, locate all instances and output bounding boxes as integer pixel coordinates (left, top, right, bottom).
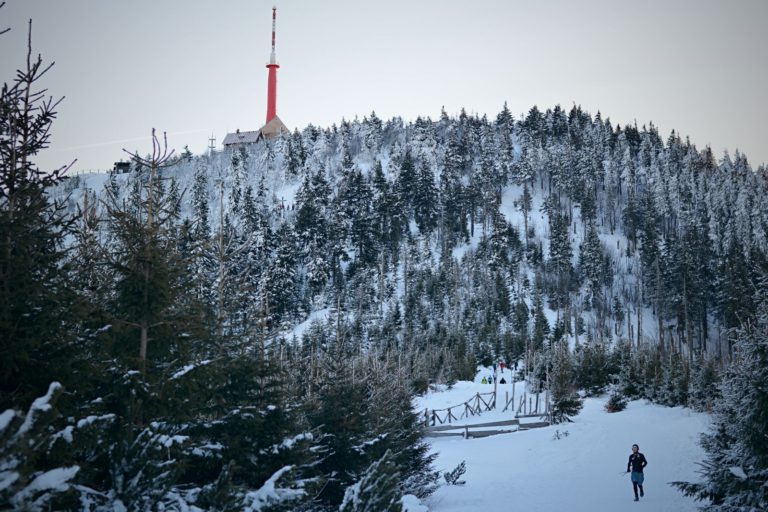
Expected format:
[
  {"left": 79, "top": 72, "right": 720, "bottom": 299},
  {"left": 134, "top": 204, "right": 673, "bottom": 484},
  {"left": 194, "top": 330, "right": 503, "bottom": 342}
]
[
  {"left": 573, "top": 304, "right": 579, "bottom": 346},
  {"left": 379, "top": 253, "right": 385, "bottom": 317},
  {"left": 402, "top": 242, "right": 409, "bottom": 298},
  {"left": 140, "top": 321, "right": 148, "bottom": 363},
  {"left": 683, "top": 274, "right": 693, "bottom": 365},
  {"left": 656, "top": 259, "right": 664, "bottom": 353},
  {"left": 216, "top": 177, "right": 225, "bottom": 338},
  {"left": 637, "top": 280, "right": 643, "bottom": 350}
]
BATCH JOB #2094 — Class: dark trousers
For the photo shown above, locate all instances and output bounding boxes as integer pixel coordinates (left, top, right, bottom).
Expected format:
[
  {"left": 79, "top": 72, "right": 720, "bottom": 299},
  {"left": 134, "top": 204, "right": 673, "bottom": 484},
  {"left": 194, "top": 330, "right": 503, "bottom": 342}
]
[{"left": 631, "top": 471, "right": 645, "bottom": 498}]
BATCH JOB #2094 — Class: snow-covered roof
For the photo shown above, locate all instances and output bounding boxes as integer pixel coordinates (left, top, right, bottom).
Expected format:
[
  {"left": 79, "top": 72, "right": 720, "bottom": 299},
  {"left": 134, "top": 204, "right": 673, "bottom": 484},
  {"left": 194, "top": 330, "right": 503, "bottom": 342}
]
[
  {"left": 223, "top": 116, "right": 288, "bottom": 147},
  {"left": 222, "top": 130, "right": 261, "bottom": 146}
]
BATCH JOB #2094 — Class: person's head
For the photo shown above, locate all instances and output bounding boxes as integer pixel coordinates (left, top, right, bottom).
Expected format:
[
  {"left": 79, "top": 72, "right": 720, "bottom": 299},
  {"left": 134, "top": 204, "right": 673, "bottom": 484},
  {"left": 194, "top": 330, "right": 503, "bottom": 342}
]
[{"left": 632, "top": 444, "right": 639, "bottom": 453}]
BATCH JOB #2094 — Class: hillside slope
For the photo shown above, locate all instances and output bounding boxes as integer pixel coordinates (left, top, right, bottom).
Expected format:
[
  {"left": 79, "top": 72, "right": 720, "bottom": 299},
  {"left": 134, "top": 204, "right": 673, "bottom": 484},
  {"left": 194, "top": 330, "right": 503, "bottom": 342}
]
[{"left": 58, "top": 105, "right": 768, "bottom": 375}]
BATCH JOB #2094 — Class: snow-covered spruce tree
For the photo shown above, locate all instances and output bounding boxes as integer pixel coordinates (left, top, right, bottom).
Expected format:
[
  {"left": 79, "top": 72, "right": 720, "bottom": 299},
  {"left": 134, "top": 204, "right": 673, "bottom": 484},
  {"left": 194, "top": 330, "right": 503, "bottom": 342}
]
[
  {"left": 0, "top": 383, "right": 81, "bottom": 510},
  {"left": 69, "top": 315, "right": 322, "bottom": 510},
  {"left": 673, "top": 311, "right": 768, "bottom": 509},
  {"left": 309, "top": 347, "right": 372, "bottom": 508},
  {"left": 44, "top": 354, "right": 200, "bottom": 510},
  {"left": 605, "top": 388, "right": 628, "bottom": 413},
  {"left": 285, "top": 129, "right": 305, "bottom": 176},
  {"left": 613, "top": 340, "right": 642, "bottom": 399},
  {"left": 305, "top": 338, "right": 436, "bottom": 509},
  {"left": 66, "top": 134, "right": 218, "bottom": 507},
  {"left": 263, "top": 222, "right": 299, "bottom": 325},
  {"left": 295, "top": 168, "right": 332, "bottom": 301},
  {"left": 0, "top": 19, "right": 80, "bottom": 409},
  {"left": 715, "top": 237, "right": 753, "bottom": 336},
  {"left": 578, "top": 222, "right": 605, "bottom": 310},
  {"left": 175, "top": 348, "right": 323, "bottom": 512},
  {"left": 637, "top": 345, "right": 664, "bottom": 402},
  {"left": 574, "top": 338, "right": 613, "bottom": 396},
  {"left": 339, "top": 450, "right": 403, "bottom": 512},
  {"left": 439, "top": 132, "right": 467, "bottom": 250},
  {"left": 101, "top": 131, "right": 191, "bottom": 373},
  {"left": 487, "top": 209, "right": 520, "bottom": 274},
  {"left": 395, "top": 147, "right": 418, "bottom": 224},
  {"left": 69, "top": 188, "right": 112, "bottom": 311},
  {"left": 187, "top": 159, "right": 217, "bottom": 310},
  {"left": 545, "top": 200, "right": 572, "bottom": 311},
  {"left": 510, "top": 297, "right": 530, "bottom": 363},
  {"left": 74, "top": 411, "right": 188, "bottom": 510},
  {"left": 336, "top": 166, "right": 378, "bottom": 268},
  {"left": 364, "top": 355, "right": 439, "bottom": 499},
  {"left": 688, "top": 353, "right": 721, "bottom": 413},
  {"left": 659, "top": 350, "right": 689, "bottom": 407},
  {"left": 414, "top": 159, "right": 438, "bottom": 235},
  {"left": 548, "top": 341, "right": 583, "bottom": 424}
]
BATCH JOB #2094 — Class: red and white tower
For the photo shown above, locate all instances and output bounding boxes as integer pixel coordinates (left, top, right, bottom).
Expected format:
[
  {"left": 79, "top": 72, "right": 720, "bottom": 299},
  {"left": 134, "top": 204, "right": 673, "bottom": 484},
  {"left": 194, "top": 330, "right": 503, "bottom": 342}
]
[
  {"left": 265, "top": 6, "right": 279, "bottom": 124},
  {"left": 221, "top": 6, "right": 286, "bottom": 148}
]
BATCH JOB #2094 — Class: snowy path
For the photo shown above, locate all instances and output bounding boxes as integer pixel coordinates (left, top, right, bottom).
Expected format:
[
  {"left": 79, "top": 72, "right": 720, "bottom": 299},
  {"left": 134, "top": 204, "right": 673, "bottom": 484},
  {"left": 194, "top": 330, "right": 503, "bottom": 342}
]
[{"left": 418, "top": 379, "right": 710, "bottom": 512}]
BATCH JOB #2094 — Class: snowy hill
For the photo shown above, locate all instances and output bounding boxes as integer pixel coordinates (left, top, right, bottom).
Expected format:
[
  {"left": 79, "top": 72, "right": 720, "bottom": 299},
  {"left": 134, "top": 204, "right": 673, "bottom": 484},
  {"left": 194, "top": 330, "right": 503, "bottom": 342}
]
[
  {"left": 23, "top": 105, "right": 765, "bottom": 510},
  {"left": 417, "top": 371, "right": 710, "bottom": 512},
  {"left": 55, "top": 105, "right": 768, "bottom": 366}
]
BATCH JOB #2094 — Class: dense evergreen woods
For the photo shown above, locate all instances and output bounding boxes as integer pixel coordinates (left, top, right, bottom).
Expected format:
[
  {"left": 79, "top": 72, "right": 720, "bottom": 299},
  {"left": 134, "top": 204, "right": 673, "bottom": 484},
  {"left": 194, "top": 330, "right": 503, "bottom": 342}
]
[{"left": 3, "top": 16, "right": 768, "bottom": 511}]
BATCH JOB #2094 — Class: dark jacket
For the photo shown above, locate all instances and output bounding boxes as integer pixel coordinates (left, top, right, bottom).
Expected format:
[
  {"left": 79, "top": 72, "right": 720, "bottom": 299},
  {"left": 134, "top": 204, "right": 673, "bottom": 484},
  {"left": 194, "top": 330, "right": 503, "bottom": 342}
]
[{"left": 628, "top": 453, "right": 648, "bottom": 473}]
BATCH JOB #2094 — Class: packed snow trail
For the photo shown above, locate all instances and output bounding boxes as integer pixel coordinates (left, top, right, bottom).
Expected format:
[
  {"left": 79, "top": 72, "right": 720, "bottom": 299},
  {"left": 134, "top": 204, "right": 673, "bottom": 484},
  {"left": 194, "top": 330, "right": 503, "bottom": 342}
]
[{"left": 418, "top": 377, "right": 710, "bottom": 512}]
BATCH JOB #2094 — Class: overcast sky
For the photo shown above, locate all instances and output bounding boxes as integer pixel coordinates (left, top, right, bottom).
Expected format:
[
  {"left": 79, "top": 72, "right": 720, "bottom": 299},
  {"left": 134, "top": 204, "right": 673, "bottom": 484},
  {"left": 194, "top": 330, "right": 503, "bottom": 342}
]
[{"left": 2, "top": 0, "right": 766, "bottom": 173}]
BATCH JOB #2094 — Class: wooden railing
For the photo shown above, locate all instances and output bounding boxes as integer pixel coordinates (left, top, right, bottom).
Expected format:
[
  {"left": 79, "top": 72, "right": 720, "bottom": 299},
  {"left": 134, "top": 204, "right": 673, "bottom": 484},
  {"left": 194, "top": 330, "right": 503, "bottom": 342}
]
[
  {"left": 423, "top": 387, "right": 550, "bottom": 428},
  {"left": 423, "top": 391, "right": 497, "bottom": 427},
  {"left": 504, "top": 389, "right": 550, "bottom": 418}
]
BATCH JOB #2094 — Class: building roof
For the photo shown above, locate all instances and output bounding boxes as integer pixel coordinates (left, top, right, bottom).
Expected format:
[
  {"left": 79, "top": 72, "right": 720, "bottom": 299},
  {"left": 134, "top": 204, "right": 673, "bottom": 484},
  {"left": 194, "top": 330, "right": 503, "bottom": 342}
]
[
  {"left": 222, "top": 129, "right": 261, "bottom": 146},
  {"left": 223, "top": 116, "right": 289, "bottom": 147}
]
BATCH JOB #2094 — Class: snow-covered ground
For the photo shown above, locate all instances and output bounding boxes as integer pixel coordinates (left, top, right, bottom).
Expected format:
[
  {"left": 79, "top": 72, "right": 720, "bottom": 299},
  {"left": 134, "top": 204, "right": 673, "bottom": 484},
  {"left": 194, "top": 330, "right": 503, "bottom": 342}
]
[
  {"left": 413, "top": 371, "right": 710, "bottom": 512},
  {"left": 278, "top": 307, "right": 332, "bottom": 340}
]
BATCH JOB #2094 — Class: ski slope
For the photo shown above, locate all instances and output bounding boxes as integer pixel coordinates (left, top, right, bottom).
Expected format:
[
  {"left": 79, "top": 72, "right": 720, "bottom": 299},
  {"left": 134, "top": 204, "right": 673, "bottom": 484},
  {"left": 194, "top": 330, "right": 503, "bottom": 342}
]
[{"left": 414, "top": 371, "right": 711, "bottom": 512}]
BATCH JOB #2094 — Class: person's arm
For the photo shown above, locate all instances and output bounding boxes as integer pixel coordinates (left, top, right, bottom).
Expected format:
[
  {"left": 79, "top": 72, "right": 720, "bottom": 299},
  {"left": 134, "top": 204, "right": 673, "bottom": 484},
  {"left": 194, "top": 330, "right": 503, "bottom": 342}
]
[
  {"left": 641, "top": 454, "right": 647, "bottom": 468},
  {"left": 627, "top": 455, "right": 632, "bottom": 472}
]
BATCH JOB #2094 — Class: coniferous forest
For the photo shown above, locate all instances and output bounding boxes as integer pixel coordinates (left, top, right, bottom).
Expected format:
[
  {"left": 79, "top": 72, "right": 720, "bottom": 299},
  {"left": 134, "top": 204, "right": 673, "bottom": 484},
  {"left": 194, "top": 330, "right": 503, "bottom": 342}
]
[{"left": 2, "top": 17, "right": 768, "bottom": 512}]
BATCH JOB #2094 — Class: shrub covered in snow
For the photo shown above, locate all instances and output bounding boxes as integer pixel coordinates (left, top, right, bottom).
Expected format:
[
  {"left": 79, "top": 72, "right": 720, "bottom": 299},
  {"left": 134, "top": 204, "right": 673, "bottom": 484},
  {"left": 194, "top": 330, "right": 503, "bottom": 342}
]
[
  {"left": 443, "top": 460, "right": 466, "bottom": 486},
  {"left": 605, "top": 390, "right": 628, "bottom": 413},
  {"left": 673, "top": 312, "right": 768, "bottom": 509},
  {"left": 0, "top": 383, "right": 80, "bottom": 511},
  {"left": 340, "top": 450, "right": 403, "bottom": 512}
]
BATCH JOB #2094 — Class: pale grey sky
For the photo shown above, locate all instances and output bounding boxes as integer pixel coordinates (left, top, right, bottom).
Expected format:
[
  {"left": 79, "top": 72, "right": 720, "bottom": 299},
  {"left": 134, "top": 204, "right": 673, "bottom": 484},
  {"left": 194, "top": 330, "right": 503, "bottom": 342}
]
[{"left": 1, "top": 0, "right": 766, "bottom": 172}]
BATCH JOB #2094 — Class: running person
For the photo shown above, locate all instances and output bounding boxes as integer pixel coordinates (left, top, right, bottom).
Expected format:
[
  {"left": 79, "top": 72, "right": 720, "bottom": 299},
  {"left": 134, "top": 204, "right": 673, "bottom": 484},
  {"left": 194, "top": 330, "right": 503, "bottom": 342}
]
[{"left": 627, "top": 444, "right": 648, "bottom": 501}]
